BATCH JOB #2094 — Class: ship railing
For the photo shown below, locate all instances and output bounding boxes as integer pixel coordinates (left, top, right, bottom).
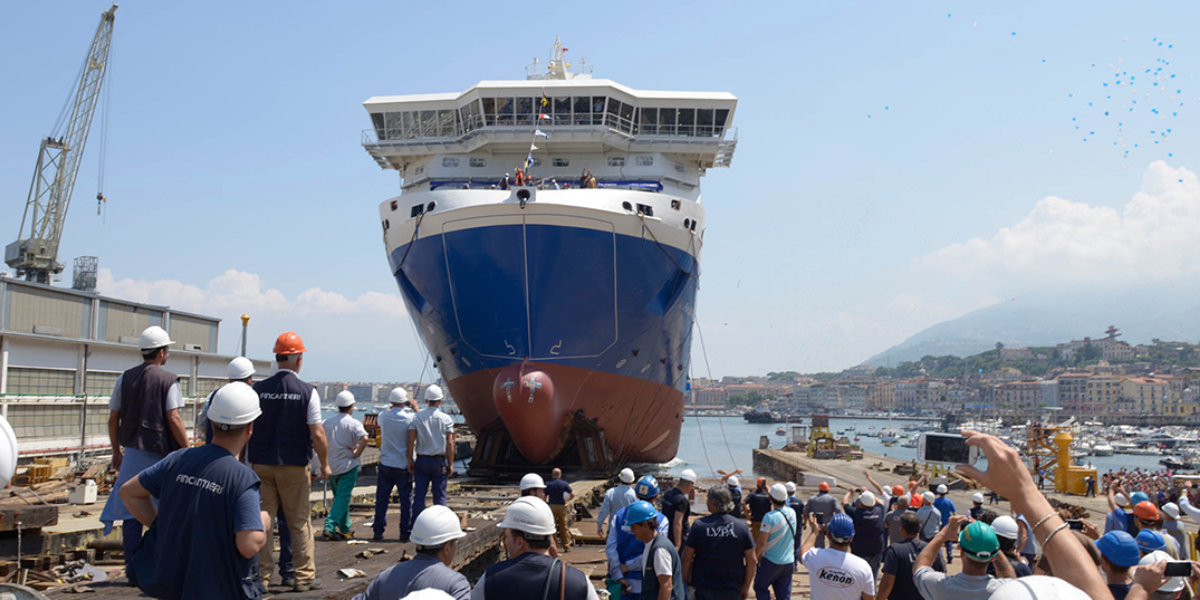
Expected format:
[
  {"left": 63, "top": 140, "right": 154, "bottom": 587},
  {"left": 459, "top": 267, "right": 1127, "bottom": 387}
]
[{"left": 363, "top": 114, "right": 737, "bottom": 146}]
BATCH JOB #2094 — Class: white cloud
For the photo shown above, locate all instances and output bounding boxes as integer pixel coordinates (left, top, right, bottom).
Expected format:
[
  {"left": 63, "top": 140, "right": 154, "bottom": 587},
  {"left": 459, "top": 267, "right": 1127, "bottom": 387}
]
[
  {"left": 915, "top": 161, "right": 1200, "bottom": 283},
  {"left": 96, "top": 268, "right": 407, "bottom": 319}
]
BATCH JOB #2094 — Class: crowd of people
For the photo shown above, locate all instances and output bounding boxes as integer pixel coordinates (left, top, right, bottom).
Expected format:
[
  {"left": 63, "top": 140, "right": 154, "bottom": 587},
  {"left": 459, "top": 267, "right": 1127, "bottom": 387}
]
[{"left": 101, "top": 325, "right": 1200, "bottom": 599}]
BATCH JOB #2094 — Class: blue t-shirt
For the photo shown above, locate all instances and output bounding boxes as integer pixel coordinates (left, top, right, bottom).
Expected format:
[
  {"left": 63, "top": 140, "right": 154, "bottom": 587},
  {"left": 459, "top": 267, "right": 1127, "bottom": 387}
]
[
  {"left": 933, "top": 497, "right": 956, "bottom": 527},
  {"left": 759, "top": 507, "right": 797, "bottom": 566},
  {"left": 139, "top": 451, "right": 263, "bottom": 533},
  {"left": 685, "top": 512, "right": 756, "bottom": 592},
  {"left": 1106, "top": 508, "right": 1129, "bottom": 534},
  {"left": 545, "top": 479, "right": 573, "bottom": 505}
]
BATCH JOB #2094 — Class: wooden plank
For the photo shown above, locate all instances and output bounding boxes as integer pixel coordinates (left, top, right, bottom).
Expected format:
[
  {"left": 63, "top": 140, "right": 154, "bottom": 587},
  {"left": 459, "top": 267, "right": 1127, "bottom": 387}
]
[{"left": 0, "top": 505, "right": 58, "bottom": 531}]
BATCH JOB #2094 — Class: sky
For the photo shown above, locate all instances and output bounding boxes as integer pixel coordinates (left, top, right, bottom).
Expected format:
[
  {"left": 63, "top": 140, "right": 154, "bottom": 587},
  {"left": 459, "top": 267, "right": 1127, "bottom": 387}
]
[{"left": 3, "top": 1, "right": 1200, "bottom": 382}]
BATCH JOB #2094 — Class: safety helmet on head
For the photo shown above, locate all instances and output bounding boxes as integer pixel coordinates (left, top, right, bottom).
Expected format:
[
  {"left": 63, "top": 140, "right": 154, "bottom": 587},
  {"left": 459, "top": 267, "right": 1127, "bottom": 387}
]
[
  {"left": 1130, "top": 491, "right": 1150, "bottom": 506},
  {"left": 227, "top": 357, "right": 255, "bottom": 380},
  {"left": 1097, "top": 531, "right": 1141, "bottom": 567},
  {"left": 424, "top": 384, "right": 444, "bottom": 402},
  {"left": 727, "top": 475, "right": 739, "bottom": 487},
  {"left": 1133, "top": 500, "right": 1160, "bottom": 522},
  {"left": 679, "top": 469, "right": 697, "bottom": 483},
  {"left": 1163, "top": 502, "right": 1181, "bottom": 519},
  {"left": 335, "top": 391, "right": 356, "bottom": 407},
  {"left": 519, "top": 473, "right": 546, "bottom": 491},
  {"left": 785, "top": 482, "right": 797, "bottom": 493},
  {"left": 972, "top": 493, "right": 984, "bottom": 504},
  {"left": 1114, "top": 493, "right": 1129, "bottom": 508},
  {"left": 769, "top": 483, "right": 788, "bottom": 503},
  {"left": 273, "top": 331, "right": 306, "bottom": 355},
  {"left": 619, "top": 468, "right": 635, "bottom": 484},
  {"left": 208, "top": 382, "right": 262, "bottom": 427},
  {"left": 958, "top": 521, "right": 1000, "bottom": 562},
  {"left": 991, "top": 516, "right": 1019, "bottom": 540},
  {"left": 892, "top": 485, "right": 905, "bottom": 496},
  {"left": 401, "top": 590, "right": 456, "bottom": 600},
  {"left": 986, "top": 575, "right": 1091, "bottom": 600},
  {"left": 635, "top": 475, "right": 659, "bottom": 500},
  {"left": 498, "top": 496, "right": 556, "bottom": 536},
  {"left": 389, "top": 387, "right": 409, "bottom": 404},
  {"left": 922, "top": 491, "right": 936, "bottom": 504},
  {"left": 139, "top": 326, "right": 175, "bottom": 350},
  {"left": 1140, "top": 550, "right": 1187, "bottom": 593},
  {"left": 909, "top": 494, "right": 924, "bottom": 508},
  {"left": 936, "top": 484, "right": 948, "bottom": 495},
  {"left": 859, "top": 491, "right": 877, "bottom": 508},
  {"left": 1136, "top": 529, "right": 1166, "bottom": 553},
  {"left": 410, "top": 505, "right": 466, "bottom": 546},
  {"left": 827, "top": 513, "right": 855, "bottom": 542},
  {"left": 818, "top": 481, "right": 829, "bottom": 492},
  {"left": 756, "top": 477, "right": 767, "bottom": 490},
  {"left": 623, "top": 501, "right": 658, "bottom": 531}
]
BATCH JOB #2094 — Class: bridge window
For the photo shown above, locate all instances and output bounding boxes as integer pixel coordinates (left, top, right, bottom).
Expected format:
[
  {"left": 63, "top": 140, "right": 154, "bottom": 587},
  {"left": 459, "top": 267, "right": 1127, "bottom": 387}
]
[
  {"left": 420, "top": 110, "right": 437, "bottom": 137},
  {"left": 516, "top": 97, "right": 534, "bottom": 125},
  {"left": 715, "top": 108, "right": 730, "bottom": 134},
  {"left": 552, "top": 158, "right": 570, "bottom": 167},
  {"left": 372, "top": 113, "right": 386, "bottom": 139},
  {"left": 498, "top": 97, "right": 514, "bottom": 125},
  {"left": 573, "top": 96, "right": 591, "bottom": 125},
  {"left": 697, "top": 109, "right": 714, "bottom": 137},
  {"left": 659, "top": 109, "right": 676, "bottom": 135},
  {"left": 482, "top": 98, "right": 496, "bottom": 126},
  {"left": 676, "top": 109, "right": 694, "bottom": 136},
  {"left": 640, "top": 108, "right": 658, "bottom": 134},
  {"left": 592, "top": 97, "right": 606, "bottom": 124},
  {"left": 554, "top": 97, "right": 571, "bottom": 120},
  {"left": 460, "top": 100, "right": 482, "bottom": 134},
  {"left": 439, "top": 110, "right": 455, "bottom": 137},
  {"left": 403, "top": 112, "right": 418, "bottom": 139}
]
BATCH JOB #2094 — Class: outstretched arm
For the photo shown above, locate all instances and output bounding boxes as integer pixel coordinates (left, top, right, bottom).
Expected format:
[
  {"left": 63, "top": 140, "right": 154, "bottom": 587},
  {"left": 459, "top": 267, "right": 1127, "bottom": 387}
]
[{"left": 864, "top": 470, "right": 885, "bottom": 496}]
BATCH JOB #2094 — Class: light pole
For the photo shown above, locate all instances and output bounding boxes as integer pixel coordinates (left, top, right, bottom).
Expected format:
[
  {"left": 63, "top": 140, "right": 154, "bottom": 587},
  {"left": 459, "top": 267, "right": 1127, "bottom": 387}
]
[{"left": 240, "top": 314, "right": 249, "bottom": 357}]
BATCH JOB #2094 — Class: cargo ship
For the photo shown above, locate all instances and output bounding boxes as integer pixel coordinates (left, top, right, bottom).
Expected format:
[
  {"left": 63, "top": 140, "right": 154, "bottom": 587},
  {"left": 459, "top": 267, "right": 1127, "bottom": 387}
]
[{"left": 362, "top": 40, "right": 737, "bottom": 465}]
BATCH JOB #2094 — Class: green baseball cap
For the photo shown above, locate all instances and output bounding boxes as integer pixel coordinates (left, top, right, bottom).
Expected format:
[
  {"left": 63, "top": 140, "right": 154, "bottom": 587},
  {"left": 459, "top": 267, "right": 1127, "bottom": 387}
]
[{"left": 958, "top": 521, "right": 1000, "bottom": 562}]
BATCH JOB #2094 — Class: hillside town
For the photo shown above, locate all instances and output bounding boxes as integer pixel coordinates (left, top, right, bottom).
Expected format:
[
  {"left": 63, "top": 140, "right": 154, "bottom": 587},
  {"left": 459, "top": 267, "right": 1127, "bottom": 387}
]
[{"left": 691, "top": 327, "right": 1200, "bottom": 421}]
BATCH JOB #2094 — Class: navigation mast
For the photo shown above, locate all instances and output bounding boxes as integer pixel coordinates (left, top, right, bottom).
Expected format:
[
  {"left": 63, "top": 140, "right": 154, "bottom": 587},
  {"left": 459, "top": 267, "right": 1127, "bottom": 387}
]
[{"left": 6, "top": 5, "right": 117, "bottom": 284}]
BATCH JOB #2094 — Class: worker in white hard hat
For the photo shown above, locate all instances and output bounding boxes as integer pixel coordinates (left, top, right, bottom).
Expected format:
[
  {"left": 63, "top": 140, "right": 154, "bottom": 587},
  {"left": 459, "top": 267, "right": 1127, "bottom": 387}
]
[
  {"left": 351, "top": 505, "right": 471, "bottom": 600},
  {"left": 755, "top": 483, "right": 799, "bottom": 599},
  {"left": 969, "top": 493, "right": 985, "bottom": 521},
  {"left": 597, "top": 467, "right": 638, "bottom": 536},
  {"left": 472, "top": 497, "right": 599, "bottom": 600},
  {"left": 196, "top": 357, "right": 257, "bottom": 444},
  {"left": 322, "top": 391, "right": 369, "bottom": 540},
  {"left": 409, "top": 384, "right": 456, "bottom": 521},
  {"left": 119, "top": 383, "right": 270, "bottom": 599},
  {"left": 101, "top": 325, "right": 188, "bottom": 586},
  {"left": 663, "top": 469, "right": 696, "bottom": 552},
  {"left": 374, "top": 387, "right": 417, "bottom": 542},
  {"left": 544, "top": 468, "right": 576, "bottom": 552},
  {"left": 933, "top": 484, "right": 957, "bottom": 564},
  {"left": 520, "top": 473, "right": 547, "bottom": 499}
]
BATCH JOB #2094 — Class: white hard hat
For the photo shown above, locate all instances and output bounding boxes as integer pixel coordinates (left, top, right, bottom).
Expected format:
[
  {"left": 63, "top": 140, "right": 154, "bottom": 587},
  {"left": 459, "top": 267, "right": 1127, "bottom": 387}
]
[
  {"left": 727, "top": 475, "right": 739, "bottom": 487},
  {"left": 389, "top": 387, "right": 409, "bottom": 404},
  {"left": 922, "top": 491, "right": 936, "bottom": 504},
  {"left": 859, "top": 491, "right": 877, "bottom": 507},
  {"left": 1140, "top": 551, "right": 1187, "bottom": 593},
  {"left": 0, "top": 415, "right": 19, "bottom": 489},
  {"left": 520, "top": 473, "right": 546, "bottom": 491},
  {"left": 680, "top": 469, "right": 697, "bottom": 482},
  {"left": 208, "top": 382, "right": 262, "bottom": 426},
  {"left": 424, "top": 384, "right": 444, "bottom": 402},
  {"left": 399, "top": 590, "right": 455, "bottom": 600},
  {"left": 619, "top": 468, "right": 635, "bottom": 484},
  {"left": 335, "top": 391, "right": 356, "bottom": 407},
  {"left": 936, "top": 484, "right": 948, "bottom": 495},
  {"left": 992, "top": 515, "right": 1019, "bottom": 540},
  {"left": 785, "top": 482, "right": 796, "bottom": 493},
  {"left": 1115, "top": 493, "right": 1129, "bottom": 507},
  {"left": 499, "top": 496, "right": 556, "bottom": 535},
  {"left": 986, "top": 575, "right": 1091, "bottom": 600},
  {"left": 138, "top": 326, "right": 174, "bottom": 350},
  {"left": 227, "top": 357, "right": 255, "bottom": 380},
  {"left": 1163, "top": 502, "right": 1181, "bottom": 519},
  {"left": 410, "top": 505, "right": 466, "bottom": 546},
  {"left": 769, "top": 483, "right": 788, "bottom": 502},
  {"left": 973, "top": 493, "right": 985, "bottom": 504}
]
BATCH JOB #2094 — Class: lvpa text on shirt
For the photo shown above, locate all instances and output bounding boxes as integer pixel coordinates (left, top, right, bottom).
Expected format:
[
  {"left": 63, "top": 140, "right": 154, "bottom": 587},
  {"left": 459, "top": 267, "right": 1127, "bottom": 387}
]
[
  {"left": 703, "top": 523, "right": 737, "bottom": 538},
  {"left": 174, "top": 474, "right": 224, "bottom": 494}
]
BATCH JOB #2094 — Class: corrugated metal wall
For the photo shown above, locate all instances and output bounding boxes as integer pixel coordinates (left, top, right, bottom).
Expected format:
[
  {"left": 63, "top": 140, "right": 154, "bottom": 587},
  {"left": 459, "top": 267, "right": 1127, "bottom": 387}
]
[
  {"left": 169, "top": 314, "right": 215, "bottom": 351},
  {"left": 7, "top": 286, "right": 87, "bottom": 338},
  {"left": 103, "top": 303, "right": 161, "bottom": 343}
]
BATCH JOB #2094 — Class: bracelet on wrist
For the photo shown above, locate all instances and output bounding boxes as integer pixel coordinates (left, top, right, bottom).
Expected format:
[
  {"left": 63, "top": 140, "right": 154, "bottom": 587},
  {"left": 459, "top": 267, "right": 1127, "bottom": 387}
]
[
  {"left": 1040, "top": 522, "right": 1070, "bottom": 550},
  {"left": 1030, "top": 511, "right": 1058, "bottom": 534}
]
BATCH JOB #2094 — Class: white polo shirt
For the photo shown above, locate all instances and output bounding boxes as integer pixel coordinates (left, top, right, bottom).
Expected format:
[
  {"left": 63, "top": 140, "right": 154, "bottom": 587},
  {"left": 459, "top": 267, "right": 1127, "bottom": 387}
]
[{"left": 411, "top": 406, "right": 454, "bottom": 457}]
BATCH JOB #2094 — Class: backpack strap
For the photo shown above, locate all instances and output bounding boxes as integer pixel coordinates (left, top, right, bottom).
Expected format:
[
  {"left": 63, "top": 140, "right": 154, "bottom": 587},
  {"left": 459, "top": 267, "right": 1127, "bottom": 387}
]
[{"left": 542, "top": 557, "right": 562, "bottom": 600}]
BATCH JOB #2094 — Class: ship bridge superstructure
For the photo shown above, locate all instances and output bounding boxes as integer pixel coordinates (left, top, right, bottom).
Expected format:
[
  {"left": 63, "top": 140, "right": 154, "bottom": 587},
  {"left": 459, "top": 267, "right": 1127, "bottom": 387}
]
[{"left": 361, "top": 46, "right": 737, "bottom": 196}]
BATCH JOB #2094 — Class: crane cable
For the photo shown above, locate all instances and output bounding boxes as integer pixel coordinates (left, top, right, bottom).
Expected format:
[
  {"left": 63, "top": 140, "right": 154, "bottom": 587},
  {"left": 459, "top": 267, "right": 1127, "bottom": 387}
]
[
  {"left": 694, "top": 313, "right": 739, "bottom": 470},
  {"left": 96, "top": 32, "right": 114, "bottom": 220}
]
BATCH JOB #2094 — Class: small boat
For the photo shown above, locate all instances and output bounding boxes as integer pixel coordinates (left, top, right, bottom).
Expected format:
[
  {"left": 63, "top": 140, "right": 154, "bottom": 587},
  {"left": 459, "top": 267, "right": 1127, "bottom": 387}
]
[
  {"left": 775, "top": 427, "right": 786, "bottom": 436},
  {"left": 854, "top": 437, "right": 861, "bottom": 442},
  {"left": 1092, "top": 443, "right": 1114, "bottom": 457}
]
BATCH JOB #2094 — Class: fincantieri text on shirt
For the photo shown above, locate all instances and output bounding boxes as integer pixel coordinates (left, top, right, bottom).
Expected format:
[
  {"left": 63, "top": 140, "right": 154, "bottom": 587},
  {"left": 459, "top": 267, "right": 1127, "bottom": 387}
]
[{"left": 175, "top": 474, "right": 224, "bottom": 494}]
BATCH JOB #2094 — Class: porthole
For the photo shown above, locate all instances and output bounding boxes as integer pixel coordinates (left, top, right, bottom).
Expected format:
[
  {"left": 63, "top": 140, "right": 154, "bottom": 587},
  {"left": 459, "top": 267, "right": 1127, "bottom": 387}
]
[
  {"left": 427, "top": 202, "right": 436, "bottom": 212},
  {"left": 622, "top": 201, "right": 633, "bottom": 211}
]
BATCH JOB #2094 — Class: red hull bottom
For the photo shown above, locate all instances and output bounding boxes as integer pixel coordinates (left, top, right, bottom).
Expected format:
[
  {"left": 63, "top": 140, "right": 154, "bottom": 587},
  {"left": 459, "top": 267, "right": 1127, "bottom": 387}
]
[{"left": 448, "top": 361, "right": 685, "bottom": 464}]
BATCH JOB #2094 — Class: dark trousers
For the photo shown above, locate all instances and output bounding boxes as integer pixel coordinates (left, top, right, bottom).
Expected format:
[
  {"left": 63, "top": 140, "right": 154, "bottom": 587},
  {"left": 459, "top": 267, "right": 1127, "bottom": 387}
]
[
  {"left": 696, "top": 588, "right": 742, "bottom": 600},
  {"left": 278, "top": 506, "right": 293, "bottom": 579},
  {"left": 945, "top": 540, "right": 954, "bottom": 563},
  {"left": 753, "top": 559, "right": 793, "bottom": 600},
  {"left": 122, "top": 519, "right": 142, "bottom": 584},
  {"left": 413, "top": 456, "right": 447, "bottom": 518},
  {"left": 374, "top": 465, "right": 413, "bottom": 539}
]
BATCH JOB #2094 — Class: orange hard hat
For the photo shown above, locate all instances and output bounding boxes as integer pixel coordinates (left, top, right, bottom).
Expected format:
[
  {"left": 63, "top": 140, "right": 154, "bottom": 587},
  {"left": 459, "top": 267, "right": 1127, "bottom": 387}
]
[
  {"left": 818, "top": 481, "right": 830, "bottom": 492},
  {"left": 892, "top": 485, "right": 905, "bottom": 496},
  {"left": 910, "top": 494, "right": 924, "bottom": 508},
  {"left": 1134, "top": 500, "right": 1161, "bottom": 522},
  {"left": 273, "top": 331, "right": 306, "bottom": 355}
]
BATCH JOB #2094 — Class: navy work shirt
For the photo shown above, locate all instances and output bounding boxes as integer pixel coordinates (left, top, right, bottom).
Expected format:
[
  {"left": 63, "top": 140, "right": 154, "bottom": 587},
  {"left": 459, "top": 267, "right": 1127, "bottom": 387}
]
[
  {"left": 745, "top": 490, "right": 773, "bottom": 522},
  {"left": 130, "top": 445, "right": 263, "bottom": 600},
  {"left": 545, "top": 478, "right": 573, "bottom": 505},
  {"left": 850, "top": 503, "right": 887, "bottom": 556},
  {"left": 661, "top": 486, "right": 691, "bottom": 546},
  {"left": 882, "top": 538, "right": 945, "bottom": 600},
  {"left": 684, "top": 512, "right": 756, "bottom": 593}
]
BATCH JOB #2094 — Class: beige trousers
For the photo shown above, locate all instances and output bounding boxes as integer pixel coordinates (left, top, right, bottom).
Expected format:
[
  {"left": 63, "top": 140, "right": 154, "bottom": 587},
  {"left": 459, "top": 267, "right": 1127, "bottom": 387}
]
[
  {"left": 254, "top": 464, "right": 315, "bottom": 583},
  {"left": 550, "top": 503, "right": 572, "bottom": 550}
]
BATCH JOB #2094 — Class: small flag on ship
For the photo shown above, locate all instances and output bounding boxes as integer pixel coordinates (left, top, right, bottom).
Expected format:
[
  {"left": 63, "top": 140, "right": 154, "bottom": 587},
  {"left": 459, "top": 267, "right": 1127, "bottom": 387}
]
[
  {"left": 530, "top": 144, "right": 539, "bottom": 151},
  {"left": 541, "top": 90, "right": 549, "bottom": 107},
  {"left": 525, "top": 153, "right": 534, "bottom": 168},
  {"left": 538, "top": 113, "right": 552, "bottom": 120},
  {"left": 535, "top": 130, "right": 549, "bottom": 138}
]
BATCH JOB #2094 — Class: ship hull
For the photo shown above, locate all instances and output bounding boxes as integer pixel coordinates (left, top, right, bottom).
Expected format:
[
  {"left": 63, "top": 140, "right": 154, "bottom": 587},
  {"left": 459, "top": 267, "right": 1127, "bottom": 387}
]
[{"left": 384, "top": 189, "right": 701, "bottom": 464}]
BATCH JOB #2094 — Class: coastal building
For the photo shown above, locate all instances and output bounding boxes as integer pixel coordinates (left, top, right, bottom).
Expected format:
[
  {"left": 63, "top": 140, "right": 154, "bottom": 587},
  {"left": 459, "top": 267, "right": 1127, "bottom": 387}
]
[
  {"left": 1055, "top": 373, "right": 1093, "bottom": 415},
  {"left": 1086, "top": 375, "right": 1122, "bottom": 413}
]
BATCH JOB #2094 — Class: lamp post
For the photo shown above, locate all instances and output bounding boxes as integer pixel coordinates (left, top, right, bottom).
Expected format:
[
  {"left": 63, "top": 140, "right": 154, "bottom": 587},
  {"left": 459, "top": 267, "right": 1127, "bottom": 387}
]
[{"left": 240, "top": 314, "right": 250, "bottom": 357}]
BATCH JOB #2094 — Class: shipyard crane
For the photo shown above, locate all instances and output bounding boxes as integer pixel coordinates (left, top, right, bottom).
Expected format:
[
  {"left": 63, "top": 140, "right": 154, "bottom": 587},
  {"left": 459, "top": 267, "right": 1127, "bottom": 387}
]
[{"left": 5, "top": 5, "right": 117, "bottom": 285}]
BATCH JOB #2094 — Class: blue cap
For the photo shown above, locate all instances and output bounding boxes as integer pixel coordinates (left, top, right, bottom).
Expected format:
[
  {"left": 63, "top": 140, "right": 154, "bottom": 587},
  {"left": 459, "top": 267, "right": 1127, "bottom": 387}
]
[
  {"left": 827, "top": 513, "right": 855, "bottom": 541},
  {"left": 1098, "top": 531, "right": 1141, "bottom": 567},
  {"left": 635, "top": 475, "right": 659, "bottom": 499},
  {"left": 1136, "top": 529, "right": 1166, "bottom": 553},
  {"left": 622, "top": 501, "right": 658, "bottom": 531},
  {"left": 1130, "top": 491, "right": 1151, "bottom": 506}
]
